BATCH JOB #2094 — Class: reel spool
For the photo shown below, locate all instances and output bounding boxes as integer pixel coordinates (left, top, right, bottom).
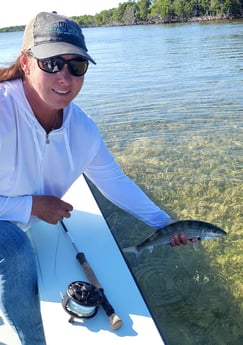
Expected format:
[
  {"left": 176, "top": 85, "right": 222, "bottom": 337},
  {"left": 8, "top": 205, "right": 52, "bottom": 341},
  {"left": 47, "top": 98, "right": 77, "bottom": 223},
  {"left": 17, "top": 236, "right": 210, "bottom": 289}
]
[{"left": 62, "top": 281, "right": 103, "bottom": 323}]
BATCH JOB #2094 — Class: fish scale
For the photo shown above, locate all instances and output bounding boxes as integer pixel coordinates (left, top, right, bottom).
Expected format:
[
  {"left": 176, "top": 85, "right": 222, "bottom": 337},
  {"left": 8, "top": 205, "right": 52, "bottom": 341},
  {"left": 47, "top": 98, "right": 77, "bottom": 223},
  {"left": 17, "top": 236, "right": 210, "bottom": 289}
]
[{"left": 123, "top": 220, "right": 226, "bottom": 256}]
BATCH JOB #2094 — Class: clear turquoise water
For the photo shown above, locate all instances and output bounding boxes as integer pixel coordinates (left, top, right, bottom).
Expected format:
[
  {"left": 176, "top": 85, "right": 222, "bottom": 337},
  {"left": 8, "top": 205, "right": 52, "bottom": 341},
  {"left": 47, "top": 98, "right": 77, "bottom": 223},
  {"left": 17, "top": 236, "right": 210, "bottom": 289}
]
[{"left": 1, "top": 21, "right": 242, "bottom": 344}]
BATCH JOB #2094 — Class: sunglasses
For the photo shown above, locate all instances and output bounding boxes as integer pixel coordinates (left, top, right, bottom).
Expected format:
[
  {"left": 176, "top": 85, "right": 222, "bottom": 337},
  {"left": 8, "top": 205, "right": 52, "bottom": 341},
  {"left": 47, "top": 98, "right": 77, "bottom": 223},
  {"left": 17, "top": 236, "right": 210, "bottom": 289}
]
[{"left": 36, "top": 56, "right": 89, "bottom": 77}]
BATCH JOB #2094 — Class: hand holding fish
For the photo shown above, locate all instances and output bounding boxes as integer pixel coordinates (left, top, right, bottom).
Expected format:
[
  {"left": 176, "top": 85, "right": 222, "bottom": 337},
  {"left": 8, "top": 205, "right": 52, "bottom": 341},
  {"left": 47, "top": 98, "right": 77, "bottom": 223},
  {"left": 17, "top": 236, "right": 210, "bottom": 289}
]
[
  {"left": 170, "top": 233, "right": 198, "bottom": 246},
  {"left": 123, "top": 220, "right": 226, "bottom": 257},
  {"left": 160, "top": 219, "right": 198, "bottom": 246}
]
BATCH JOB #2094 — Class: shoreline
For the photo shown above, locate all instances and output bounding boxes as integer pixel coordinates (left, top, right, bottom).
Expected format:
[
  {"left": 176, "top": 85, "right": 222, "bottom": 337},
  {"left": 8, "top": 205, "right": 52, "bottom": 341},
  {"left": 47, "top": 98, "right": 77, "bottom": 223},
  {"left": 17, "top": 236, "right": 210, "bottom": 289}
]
[{"left": 1, "top": 15, "right": 243, "bottom": 32}]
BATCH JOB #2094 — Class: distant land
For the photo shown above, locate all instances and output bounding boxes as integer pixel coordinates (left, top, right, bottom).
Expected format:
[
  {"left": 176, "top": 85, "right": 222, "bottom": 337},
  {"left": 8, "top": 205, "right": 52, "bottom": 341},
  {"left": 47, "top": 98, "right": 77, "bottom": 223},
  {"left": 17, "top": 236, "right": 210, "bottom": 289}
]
[{"left": 1, "top": 0, "right": 243, "bottom": 32}]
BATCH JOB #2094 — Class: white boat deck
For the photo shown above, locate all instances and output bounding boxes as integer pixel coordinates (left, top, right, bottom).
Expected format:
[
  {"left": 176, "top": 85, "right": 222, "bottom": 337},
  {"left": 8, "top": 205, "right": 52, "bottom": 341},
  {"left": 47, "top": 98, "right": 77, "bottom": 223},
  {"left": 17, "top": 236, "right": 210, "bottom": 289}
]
[{"left": 0, "top": 175, "right": 165, "bottom": 344}]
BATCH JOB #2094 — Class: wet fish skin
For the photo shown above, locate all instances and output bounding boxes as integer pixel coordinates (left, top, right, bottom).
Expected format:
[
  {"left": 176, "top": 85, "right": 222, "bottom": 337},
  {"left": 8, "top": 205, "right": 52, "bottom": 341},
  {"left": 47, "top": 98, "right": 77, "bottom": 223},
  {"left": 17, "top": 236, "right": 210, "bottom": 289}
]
[{"left": 122, "top": 220, "right": 226, "bottom": 256}]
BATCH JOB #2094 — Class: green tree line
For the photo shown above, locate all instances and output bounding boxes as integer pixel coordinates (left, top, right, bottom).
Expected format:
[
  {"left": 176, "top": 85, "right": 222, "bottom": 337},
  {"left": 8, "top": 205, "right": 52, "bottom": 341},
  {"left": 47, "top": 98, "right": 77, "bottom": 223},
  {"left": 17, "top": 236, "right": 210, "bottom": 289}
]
[
  {"left": 1, "top": 0, "right": 243, "bottom": 32},
  {"left": 73, "top": 0, "right": 243, "bottom": 26}
]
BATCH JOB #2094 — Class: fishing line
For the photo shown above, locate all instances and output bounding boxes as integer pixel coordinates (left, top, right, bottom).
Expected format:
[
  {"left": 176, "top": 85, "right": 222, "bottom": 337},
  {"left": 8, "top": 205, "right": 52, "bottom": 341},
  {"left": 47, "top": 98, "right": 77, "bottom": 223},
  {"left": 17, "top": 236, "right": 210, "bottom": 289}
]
[
  {"left": 106, "top": 212, "right": 118, "bottom": 231},
  {"left": 28, "top": 228, "right": 61, "bottom": 295}
]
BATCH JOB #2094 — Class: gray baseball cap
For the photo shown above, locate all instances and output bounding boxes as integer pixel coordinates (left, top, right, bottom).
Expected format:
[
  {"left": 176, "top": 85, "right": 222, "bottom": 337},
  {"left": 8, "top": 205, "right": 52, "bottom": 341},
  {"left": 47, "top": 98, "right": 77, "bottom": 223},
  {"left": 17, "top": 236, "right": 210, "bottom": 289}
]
[{"left": 22, "top": 11, "right": 96, "bottom": 64}]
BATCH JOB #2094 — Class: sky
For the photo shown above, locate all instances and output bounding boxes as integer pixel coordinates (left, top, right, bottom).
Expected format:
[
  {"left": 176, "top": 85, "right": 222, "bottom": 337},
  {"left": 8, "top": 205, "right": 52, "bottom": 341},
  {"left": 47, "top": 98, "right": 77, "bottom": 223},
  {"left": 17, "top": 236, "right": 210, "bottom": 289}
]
[{"left": 0, "top": 0, "right": 126, "bottom": 28}]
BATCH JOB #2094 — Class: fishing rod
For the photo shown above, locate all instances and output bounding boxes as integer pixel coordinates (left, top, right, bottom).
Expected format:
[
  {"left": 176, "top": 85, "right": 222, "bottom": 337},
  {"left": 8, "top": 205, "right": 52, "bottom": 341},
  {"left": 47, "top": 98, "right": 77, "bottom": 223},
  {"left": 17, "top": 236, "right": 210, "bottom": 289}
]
[{"left": 60, "top": 220, "right": 123, "bottom": 330}]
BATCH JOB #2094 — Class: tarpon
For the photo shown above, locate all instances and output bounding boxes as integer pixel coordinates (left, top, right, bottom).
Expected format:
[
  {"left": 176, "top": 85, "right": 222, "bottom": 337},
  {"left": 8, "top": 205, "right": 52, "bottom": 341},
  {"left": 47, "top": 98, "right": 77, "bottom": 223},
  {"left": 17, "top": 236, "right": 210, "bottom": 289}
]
[{"left": 122, "top": 220, "right": 226, "bottom": 256}]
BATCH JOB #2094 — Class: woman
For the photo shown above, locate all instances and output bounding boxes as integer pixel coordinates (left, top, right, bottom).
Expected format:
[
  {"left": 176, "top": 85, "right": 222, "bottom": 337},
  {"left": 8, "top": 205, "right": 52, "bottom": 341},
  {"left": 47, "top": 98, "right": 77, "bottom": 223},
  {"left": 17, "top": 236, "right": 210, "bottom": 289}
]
[{"left": 0, "top": 12, "right": 189, "bottom": 344}]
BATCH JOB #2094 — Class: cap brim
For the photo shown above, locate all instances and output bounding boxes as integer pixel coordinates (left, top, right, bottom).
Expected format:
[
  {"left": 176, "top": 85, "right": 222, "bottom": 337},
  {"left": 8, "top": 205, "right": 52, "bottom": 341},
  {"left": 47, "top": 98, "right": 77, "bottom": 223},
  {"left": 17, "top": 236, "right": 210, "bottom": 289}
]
[{"left": 31, "top": 42, "right": 96, "bottom": 64}]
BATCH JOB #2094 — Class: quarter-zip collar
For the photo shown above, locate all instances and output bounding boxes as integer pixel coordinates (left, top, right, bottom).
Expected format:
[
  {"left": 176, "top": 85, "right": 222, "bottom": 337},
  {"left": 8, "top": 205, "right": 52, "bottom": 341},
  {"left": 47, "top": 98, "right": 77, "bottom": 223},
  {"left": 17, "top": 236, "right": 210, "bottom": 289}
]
[{"left": 8, "top": 79, "right": 74, "bottom": 171}]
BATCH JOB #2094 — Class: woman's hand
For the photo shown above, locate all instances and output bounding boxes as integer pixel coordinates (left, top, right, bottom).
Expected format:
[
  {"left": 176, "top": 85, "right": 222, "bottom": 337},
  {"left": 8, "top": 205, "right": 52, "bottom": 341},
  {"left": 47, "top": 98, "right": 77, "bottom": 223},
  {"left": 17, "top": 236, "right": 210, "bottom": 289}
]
[
  {"left": 31, "top": 195, "right": 73, "bottom": 224},
  {"left": 170, "top": 233, "right": 198, "bottom": 246}
]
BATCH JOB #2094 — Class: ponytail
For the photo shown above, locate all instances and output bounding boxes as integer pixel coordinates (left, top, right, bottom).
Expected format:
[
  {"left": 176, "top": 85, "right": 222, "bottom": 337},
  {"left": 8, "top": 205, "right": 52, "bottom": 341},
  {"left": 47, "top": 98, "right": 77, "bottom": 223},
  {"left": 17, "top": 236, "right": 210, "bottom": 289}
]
[{"left": 0, "top": 56, "right": 24, "bottom": 82}]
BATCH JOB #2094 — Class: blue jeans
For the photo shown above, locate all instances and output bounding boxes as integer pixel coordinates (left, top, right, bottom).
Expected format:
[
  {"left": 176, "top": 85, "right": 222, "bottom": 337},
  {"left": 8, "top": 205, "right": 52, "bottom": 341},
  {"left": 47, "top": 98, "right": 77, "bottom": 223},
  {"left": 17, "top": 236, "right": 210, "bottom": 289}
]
[{"left": 0, "top": 221, "right": 46, "bottom": 345}]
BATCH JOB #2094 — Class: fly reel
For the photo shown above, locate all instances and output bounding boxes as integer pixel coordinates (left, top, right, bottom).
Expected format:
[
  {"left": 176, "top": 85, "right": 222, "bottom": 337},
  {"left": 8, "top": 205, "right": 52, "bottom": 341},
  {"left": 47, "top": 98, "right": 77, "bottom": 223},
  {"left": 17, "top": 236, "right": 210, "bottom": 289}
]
[{"left": 62, "top": 281, "right": 103, "bottom": 323}]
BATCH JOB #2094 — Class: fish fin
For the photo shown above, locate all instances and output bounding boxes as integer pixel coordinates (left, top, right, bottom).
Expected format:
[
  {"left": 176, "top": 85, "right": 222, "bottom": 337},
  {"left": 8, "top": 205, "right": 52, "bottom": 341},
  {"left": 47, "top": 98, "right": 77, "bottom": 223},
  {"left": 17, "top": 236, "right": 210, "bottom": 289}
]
[
  {"left": 192, "top": 241, "right": 201, "bottom": 251},
  {"left": 147, "top": 246, "right": 154, "bottom": 253}
]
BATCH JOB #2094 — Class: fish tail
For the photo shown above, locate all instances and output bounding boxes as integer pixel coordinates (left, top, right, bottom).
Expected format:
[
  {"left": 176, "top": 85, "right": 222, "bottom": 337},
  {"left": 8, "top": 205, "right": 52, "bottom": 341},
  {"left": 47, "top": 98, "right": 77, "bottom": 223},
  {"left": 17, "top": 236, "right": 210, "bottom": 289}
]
[{"left": 122, "top": 245, "right": 140, "bottom": 257}]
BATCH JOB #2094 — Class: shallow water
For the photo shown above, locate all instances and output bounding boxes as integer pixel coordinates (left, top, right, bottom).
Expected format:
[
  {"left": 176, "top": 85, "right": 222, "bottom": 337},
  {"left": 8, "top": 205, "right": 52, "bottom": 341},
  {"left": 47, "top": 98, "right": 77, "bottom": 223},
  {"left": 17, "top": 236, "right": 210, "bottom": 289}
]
[
  {"left": 81, "top": 22, "right": 243, "bottom": 345},
  {"left": 1, "top": 21, "right": 243, "bottom": 344}
]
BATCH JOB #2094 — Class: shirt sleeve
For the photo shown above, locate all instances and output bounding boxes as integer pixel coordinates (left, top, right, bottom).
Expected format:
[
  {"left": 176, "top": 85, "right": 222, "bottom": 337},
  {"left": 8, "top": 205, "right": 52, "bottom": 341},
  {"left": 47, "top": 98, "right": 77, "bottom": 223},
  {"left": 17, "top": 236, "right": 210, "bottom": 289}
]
[
  {"left": 0, "top": 195, "right": 33, "bottom": 224},
  {"left": 84, "top": 140, "right": 171, "bottom": 229}
]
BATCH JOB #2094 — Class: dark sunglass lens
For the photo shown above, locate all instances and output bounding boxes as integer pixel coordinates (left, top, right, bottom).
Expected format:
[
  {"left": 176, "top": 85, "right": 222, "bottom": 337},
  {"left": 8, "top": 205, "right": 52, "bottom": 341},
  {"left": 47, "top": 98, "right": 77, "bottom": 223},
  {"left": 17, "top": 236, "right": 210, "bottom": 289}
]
[
  {"left": 68, "top": 60, "right": 88, "bottom": 76},
  {"left": 38, "top": 57, "right": 64, "bottom": 73},
  {"left": 37, "top": 57, "right": 88, "bottom": 76}
]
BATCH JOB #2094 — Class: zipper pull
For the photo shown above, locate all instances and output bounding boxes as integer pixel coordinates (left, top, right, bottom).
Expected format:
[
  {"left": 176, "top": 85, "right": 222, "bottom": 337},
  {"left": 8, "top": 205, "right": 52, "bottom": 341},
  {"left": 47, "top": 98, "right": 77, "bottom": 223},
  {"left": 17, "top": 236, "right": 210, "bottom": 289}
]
[{"left": 46, "top": 133, "right": 50, "bottom": 144}]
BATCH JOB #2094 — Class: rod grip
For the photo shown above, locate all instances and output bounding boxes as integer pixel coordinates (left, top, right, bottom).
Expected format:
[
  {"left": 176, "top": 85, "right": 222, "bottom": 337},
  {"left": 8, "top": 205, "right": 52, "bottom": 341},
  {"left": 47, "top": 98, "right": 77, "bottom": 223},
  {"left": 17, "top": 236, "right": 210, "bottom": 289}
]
[{"left": 76, "top": 252, "right": 103, "bottom": 290}]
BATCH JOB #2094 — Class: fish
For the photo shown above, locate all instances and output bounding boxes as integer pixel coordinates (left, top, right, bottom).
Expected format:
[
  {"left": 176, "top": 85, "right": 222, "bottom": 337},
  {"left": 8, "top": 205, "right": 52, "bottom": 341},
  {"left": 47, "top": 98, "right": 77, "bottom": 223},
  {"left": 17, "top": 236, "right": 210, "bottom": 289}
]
[{"left": 122, "top": 220, "right": 226, "bottom": 256}]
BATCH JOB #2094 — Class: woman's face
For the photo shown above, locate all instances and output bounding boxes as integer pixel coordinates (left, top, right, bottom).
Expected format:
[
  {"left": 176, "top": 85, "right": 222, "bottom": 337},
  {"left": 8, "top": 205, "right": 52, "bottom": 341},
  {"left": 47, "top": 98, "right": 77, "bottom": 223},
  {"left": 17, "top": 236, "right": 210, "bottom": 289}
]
[{"left": 21, "top": 51, "right": 85, "bottom": 114}]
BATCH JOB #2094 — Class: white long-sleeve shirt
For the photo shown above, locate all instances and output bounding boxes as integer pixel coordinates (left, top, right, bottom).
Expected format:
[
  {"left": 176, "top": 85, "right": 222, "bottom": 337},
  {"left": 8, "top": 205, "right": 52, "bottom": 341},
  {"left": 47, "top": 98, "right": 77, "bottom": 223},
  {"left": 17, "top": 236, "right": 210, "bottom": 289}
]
[{"left": 0, "top": 79, "right": 170, "bottom": 230}]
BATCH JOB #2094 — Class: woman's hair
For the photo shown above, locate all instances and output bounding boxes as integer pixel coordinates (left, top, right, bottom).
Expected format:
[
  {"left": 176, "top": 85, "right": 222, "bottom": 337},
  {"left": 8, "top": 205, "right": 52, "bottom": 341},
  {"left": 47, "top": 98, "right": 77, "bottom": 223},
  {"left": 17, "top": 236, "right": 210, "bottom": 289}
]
[{"left": 0, "top": 56, "right": 24, "bottom": 82}]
